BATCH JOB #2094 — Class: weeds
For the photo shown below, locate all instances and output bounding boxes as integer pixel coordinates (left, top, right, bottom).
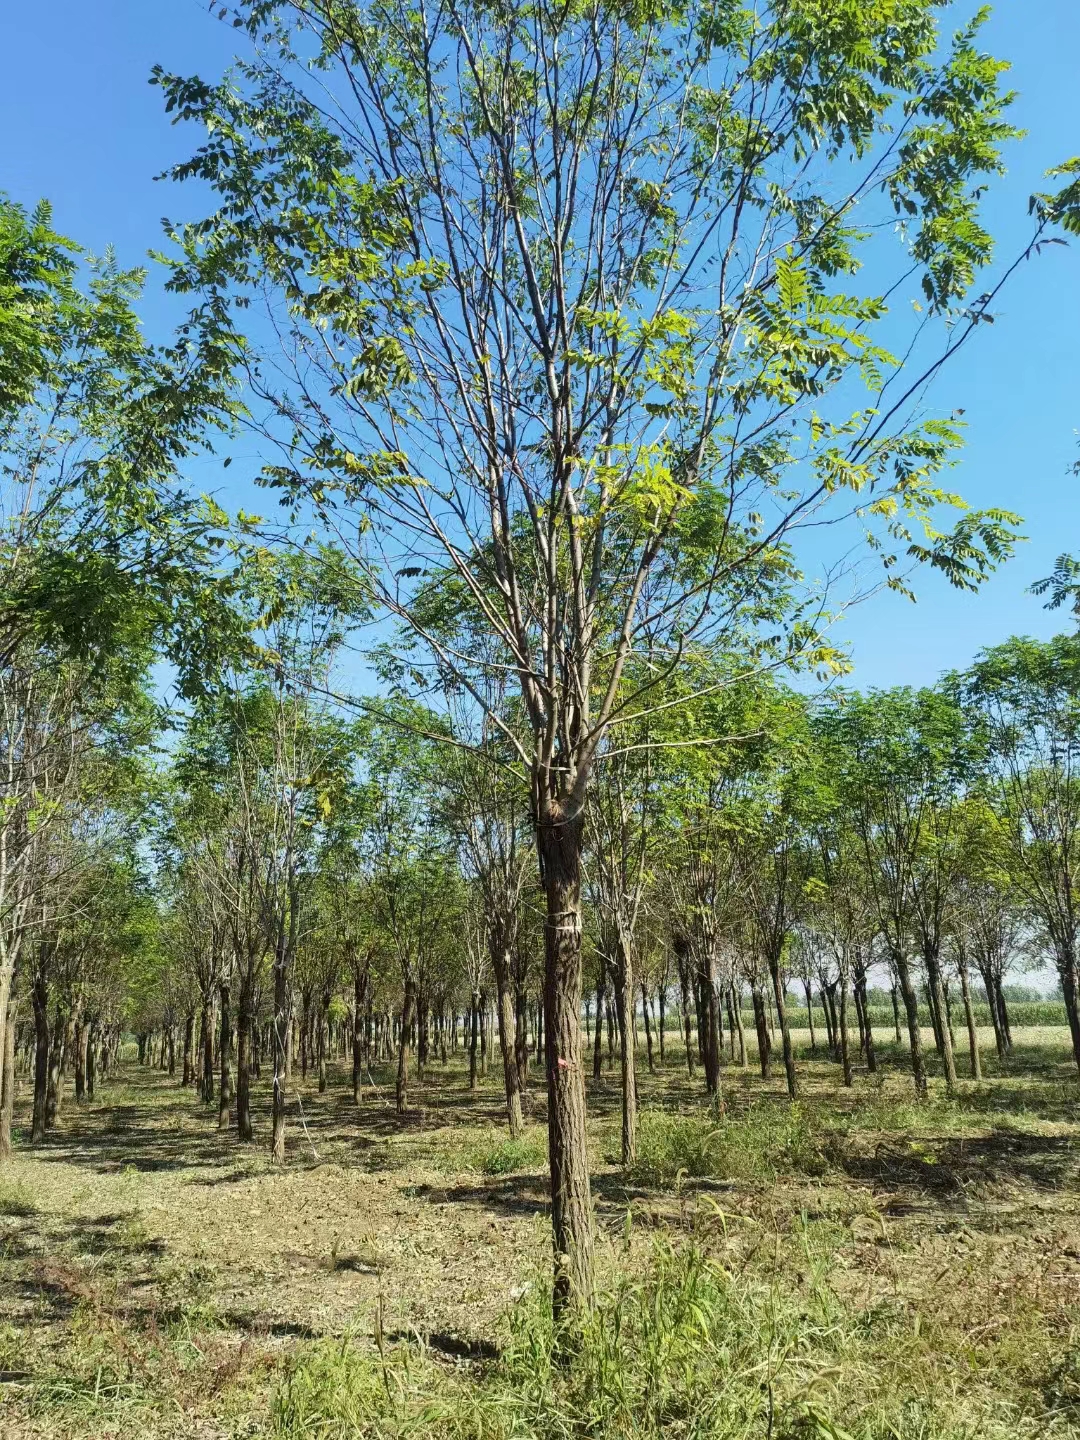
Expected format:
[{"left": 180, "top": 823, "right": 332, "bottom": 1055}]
[
  {"left": 0, "top": 1179, "right": 39, "bottom": 1217},
  {"left": 627, "top": 1104, "right": 829, "bottom": 1189}
]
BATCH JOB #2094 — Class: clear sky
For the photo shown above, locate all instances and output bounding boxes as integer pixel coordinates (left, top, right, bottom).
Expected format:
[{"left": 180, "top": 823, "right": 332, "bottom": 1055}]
[{"left": 3, "top": 0, "right": 1079, "bottom": 690}]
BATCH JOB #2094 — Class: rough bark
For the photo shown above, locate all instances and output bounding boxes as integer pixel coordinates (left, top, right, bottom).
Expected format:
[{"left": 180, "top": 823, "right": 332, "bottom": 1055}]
[{"left": 538, "top": 810, "right": 594, "bottom": 1314}]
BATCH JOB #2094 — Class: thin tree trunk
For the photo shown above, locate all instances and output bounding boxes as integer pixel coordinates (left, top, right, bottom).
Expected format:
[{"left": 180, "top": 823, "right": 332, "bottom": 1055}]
[
  {"left": 925, "top": 950, "right": 957, "bottom": 1091},
  {"left": 641, "top": 983, "right": 655, "bottom": 1074},
  {"left": 491, "top": 941, "right": 524, "bottom": 1137},
  {"left": 768, "top": 958, "right": 798, "bottom": 1100},
  {"left": 31, "top": 976, "right": 49, "bottom": 1143},
  {"left": 468, "top": 992, "right": 479, "bottom": 1091},
  {"left": 352, "top": 963, "right": 366, "bottom": 1104},
  {"left": 856, "top": 970, "right": 877, "bottom": 1074},
  {"left": 182, "top": 1014, "right": 194, "bottom": 1088},
  {"left": 592, "top": 964, "right": 605, "bottom": 1081},
  {"left": 236, "top": 978, "right": 254, "bottom": 1142},
  {"left": 74, "top": 1018, "right": 86, "bottom": 1102},
  {"left": 657, "top": 984, "right": 666, "bottom": 1066},
  {"left": 731, "top": 986, "right": 746, "bottom": 1068},
  {"left": 893, "top": 951, "right": 928, "bottom": 1100},
  {"left": 271, "top": 937, "right": 291, "bottom": 1164},
  {"left": 958, "top": 954, "right": 982, "bottom": 1081},
  {"left": 752, "top": 988, "right": 771, "bottom": 1080},
  {"left": 838, "top": 973, "right": 852, "bottom": 1088},
  {"left": 803, "top": 979, "right": 816, "bottom": 1054},
  {"left": 86, "top": 1019, "right": 96, "bottom": 1101},
  {"left": 612, "top": 930, "right": 637, "bottom": 1167},
  {"left": 397, "top": 977, "right": 416, "bottom": 1114},
  {"left": 218, "top": 982, "right": 232, "bottom": 1131},
  {"left": 0, "top": 999, "right": 16, "bottom": 1158}
]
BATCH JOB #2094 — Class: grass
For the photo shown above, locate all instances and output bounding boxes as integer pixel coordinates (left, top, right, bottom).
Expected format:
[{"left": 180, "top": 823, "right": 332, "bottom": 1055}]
[{"left": 0, "top": 1026, "right": 1077, "bottom": 1437}]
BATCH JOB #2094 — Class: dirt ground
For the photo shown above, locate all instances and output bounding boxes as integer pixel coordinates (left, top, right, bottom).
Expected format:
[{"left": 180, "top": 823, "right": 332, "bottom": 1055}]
[{"left": 1, "top": 1026, "right": 1079, "bottom": 1437}]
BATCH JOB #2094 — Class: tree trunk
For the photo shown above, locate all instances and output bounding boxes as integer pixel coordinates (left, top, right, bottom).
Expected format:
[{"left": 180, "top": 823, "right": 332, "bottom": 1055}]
[
  {"left": 490, "top": 934, "right": 524, "bottom": 1137},
  {"left": 731, "top": 987, "right": 746, "bottom": 1068},
  {"left": 891, "top": 983, "right": 902, "bottom": 1044},
  {"left": 45, "top": 1009, "right": 66, "bottom": 1128},
  {"left": 468, "top": 991, "right": 480, "bottom": 1091},
  {"left": 838, "top": 973, "right": 852, "bottom": 1088},
  {"left": 697, "top": 941, "right": 722, "bottom": 1098},
  {"left": 803, "top": 979, "right": 816, "bottom": 1054},
  {"left": 925, "top": 949, "right": 957, "bottom": 1091},
  {"left": 514, "top": 979, "right": 530, "bottom": 1091},
  {"left": 0, "top": 999, "right": 16, "bottom": 1159},
  {"left": 1059, "top": 952, "right": 1080, "bottom": 1076},
  {"left": 218, "top": 982, "right": 232, "bottom": 1131},
  {"left": 538, "top": 809, "right": 594, "bottom": 1314},
  {"left": 674, "top": 938, "right": 695, "bottom": 1078},
  {"left": 657, "top": 984, "right": 666, "bottom": 1066},
  {"left": 397, "top": 977, "right": 416, "bottom": 1114},
  {"left": 592, "top": 964, "right": 605, "bottom": 1081},
  {"left": 612, "top": 930, "right": 638, "bottom": 1167},
  {"left": 86, "top": 1019, "right": 96, "bottom": 1101},
  {"left": 271, "top": 937, "right": 291, "bottom": 1164},
  {"left": 752, "top": 988, "right": 771, "bottom": 1080},
  {"left": 768, "top": 957, "right": 798, "bottom": 1100},
  {"left": 852, "top": 982, "right": 867, "bottom": 1058},
  {"left": 74, "top": 1018, "right": 86, "bottom": 1102},
  {"left": 893, "top": 951, "right": 928, "bottom": 1099},
  {"left": 31, "top": 976, "right": 49, "bottom": 1143},
  {"left": 856, "top": 970, "right": 877, "bottom": 1074},
  {"left": 641, "top": 983, "right": 655, "bottom": 1075},
  {"left": 957, "top": 954, "right": 982, "bottom": 1081},
  {"left": 318, "top": 990, "right": 330, "bottom": 1094},
  {"left": 352, "top": 963, "right": 366, "bottom": 1104},
  {"left": 236, "top": 977, "right": 254, "bottom": 1142},
  {"left": 182, "top": 1014, "right": 194, "bottom": 1088}
]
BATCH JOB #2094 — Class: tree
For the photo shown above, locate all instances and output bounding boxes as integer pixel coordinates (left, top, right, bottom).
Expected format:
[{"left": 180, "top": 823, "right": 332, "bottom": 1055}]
[
  {"left": 158, "top": 0, "right": 1030, "bottom": 1306},
  {"left": 962, "top": 635, "right": 1080, "bottom": 1072},
  {"left": 823, "top": 687, "right": 981, "bottom": 1097},
  {"left": 0, "top": 194, "right": 242, "bottom": 1072}
]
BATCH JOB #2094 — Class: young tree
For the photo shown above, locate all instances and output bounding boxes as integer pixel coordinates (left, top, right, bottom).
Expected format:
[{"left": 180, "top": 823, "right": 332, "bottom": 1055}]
[{"left": 159, "top": 0, "right": 1029, "bottom": 1305}]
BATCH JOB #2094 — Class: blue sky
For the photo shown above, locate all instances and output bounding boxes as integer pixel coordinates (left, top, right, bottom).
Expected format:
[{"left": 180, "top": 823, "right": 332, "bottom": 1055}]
[{"left": 3, "top": 0, "right": 1079, "bottom": 690}]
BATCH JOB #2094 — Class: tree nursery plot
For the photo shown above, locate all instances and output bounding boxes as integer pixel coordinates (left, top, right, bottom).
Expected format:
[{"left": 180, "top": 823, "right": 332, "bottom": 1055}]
[
  {"left": 1, "top": 1028, "right": 1079, "bottom": 1439},
  {"left": 3, "top": 0, "right": 1080, "bottom": 1435}
]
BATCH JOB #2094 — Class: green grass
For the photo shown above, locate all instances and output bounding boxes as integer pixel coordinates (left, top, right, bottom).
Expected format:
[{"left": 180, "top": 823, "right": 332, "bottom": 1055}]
[
  {"left": 271, "top": 1228, "right": 1080, "bottom": 1439},
  {"left": 0, "top": 1179, "right": 38, "bottom": 1217},
  {"left": 625, "top": 1103, "right": 831, "bottom": 1189}
]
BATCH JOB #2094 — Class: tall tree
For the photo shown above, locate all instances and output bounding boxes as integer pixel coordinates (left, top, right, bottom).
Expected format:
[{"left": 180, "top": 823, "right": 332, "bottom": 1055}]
[{"left": 159, "top": 0, "right": 1029, "bottom": 1305}]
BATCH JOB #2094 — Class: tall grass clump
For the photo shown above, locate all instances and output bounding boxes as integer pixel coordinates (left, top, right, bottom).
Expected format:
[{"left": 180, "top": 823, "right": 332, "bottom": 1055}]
[
  {"left": 271, "top": 1234, "right": 1077, "bottom": 1439},
  {"left": 626, "top": 1105, "right": 828, "bottom": 1189},
  {"left": 271, "top": 1240, "right": 853, "bottom": 1439}
]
